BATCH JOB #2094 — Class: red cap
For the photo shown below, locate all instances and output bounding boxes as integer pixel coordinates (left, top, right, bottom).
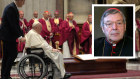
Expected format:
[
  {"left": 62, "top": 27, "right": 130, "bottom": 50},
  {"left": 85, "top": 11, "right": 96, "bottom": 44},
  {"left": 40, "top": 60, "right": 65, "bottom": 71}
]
[
  {"left": 69, "top": 12, "right": 74, "bottom": 16},
  {"left": 106, "top": 8, "right": 120, "bottom": 11},
  {"left": 44, "top": 11, "right": 49, "bottom": 14}
]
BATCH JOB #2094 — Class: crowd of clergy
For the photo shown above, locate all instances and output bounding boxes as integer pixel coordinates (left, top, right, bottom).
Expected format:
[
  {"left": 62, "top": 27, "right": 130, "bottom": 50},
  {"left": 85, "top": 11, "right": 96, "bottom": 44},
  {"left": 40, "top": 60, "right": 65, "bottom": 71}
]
[{"left": 0, "top": 10, "right": 92, "bottom": 58}]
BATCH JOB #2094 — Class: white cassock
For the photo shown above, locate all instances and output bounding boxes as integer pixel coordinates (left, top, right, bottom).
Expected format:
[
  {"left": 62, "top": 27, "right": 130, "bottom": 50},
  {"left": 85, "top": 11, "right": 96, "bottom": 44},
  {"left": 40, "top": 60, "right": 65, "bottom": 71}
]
[
  {"left": 63, "top": 41, "right": 72, "bottom": 58},
  {"left": 25, "top": 29, "right": 65, "bottom": 78}
]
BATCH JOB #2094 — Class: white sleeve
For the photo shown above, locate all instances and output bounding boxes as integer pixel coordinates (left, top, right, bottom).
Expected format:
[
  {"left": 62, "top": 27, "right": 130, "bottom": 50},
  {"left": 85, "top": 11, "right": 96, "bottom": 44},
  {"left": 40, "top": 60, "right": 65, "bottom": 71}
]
[{"left": 40, "top": 36, "right": 53, "bottom": 51}]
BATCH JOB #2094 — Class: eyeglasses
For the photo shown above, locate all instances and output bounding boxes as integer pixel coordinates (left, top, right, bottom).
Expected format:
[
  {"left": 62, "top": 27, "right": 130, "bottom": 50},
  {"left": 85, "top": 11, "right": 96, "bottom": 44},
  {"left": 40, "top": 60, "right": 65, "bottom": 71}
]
[{"left": 104, "top": 21, "right": 124, "bottom": 28}]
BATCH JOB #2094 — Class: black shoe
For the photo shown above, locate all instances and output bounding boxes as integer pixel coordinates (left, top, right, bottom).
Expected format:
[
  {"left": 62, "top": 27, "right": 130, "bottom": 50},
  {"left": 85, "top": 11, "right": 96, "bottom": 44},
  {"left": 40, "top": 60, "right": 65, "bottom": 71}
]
[{"left": 63, "top": 73, "right": 71, "bottom": 79}]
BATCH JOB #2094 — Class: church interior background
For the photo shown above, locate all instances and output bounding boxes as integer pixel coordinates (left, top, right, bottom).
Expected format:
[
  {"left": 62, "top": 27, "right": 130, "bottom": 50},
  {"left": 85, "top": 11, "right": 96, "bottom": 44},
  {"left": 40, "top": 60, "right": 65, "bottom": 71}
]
[{"left": 0, "top": 0, "right": 140, "bottom": 79}]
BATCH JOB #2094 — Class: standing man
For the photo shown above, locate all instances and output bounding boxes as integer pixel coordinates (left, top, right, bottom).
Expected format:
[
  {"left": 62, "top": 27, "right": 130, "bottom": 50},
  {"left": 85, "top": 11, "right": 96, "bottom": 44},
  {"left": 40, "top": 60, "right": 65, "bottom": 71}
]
[
  {"left": 17, "top": 11, "right": 28, "bottom": 52},
  {"left": 0, "top": 0, "right": 25, "bottom": 78},
  {"left": 19, "top": 10, "right": 28, "bottom": 34},
  {"left": 52, "top": 11, "right": 63, "bottom": 49},
  {"left": 52, "top": 11, "right": 63, "bottom": 33},
  {"left": 59, "top": 12, "right": 79, "bottom": 58},
  {"left": 28, "top": 11, "right": 39, "bottom": 30},
  {"left": 39, "top": 11, "right": 55, "bottom": 48},
  {"left": 80, "top": 15, "right": 92, "bottom": 54}
]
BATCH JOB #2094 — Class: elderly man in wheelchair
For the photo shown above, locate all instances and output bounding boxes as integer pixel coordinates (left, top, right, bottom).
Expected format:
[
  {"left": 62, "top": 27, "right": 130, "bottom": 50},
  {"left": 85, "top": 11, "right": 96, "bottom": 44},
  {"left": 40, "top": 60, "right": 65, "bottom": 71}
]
[{"left": 17, "top": 21, "right": 71, "bottom": 79}]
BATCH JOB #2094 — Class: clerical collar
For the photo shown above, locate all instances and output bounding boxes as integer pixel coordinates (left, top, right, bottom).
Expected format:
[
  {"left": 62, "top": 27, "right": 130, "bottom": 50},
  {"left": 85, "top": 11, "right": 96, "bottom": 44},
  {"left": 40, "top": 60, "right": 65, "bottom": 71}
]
[
  {"left": 102, "top": 38, "right": 125, "bottom": 56},
  {"left": 105, "top": 38, "right": 122, "bottom": 46},
  {"left": 20, "top": 18, "right": 24, "bottom": 21},
  {"left": 45, "top": 18, "right": 49, "bottom": 21},
  {"left": 34, "top": 18, "right": 38, "bottom": 20}
]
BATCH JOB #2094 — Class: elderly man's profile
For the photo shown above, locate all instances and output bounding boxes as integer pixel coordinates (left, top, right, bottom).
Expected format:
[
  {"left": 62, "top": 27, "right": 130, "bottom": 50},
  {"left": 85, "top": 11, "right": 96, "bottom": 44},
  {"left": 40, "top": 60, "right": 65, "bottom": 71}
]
[{"left": 94, "top": 7, "right": 133, "bottom": 56}]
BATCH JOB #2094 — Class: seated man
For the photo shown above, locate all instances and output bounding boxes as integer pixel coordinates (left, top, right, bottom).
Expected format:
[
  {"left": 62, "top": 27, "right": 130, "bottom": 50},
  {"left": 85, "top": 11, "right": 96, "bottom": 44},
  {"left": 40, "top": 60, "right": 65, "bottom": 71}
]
[
  {"left": 94, "top": 8, "right": 133, "bottom": 56},
  {"left": 25, "top": 21, "right": 71, "bottom": 79}
]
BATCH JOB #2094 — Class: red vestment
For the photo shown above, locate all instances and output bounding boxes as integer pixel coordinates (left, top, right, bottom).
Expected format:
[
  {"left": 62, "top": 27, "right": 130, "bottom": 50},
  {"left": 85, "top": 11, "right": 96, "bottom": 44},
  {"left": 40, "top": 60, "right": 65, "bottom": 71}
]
[
  {"left": 17, "top": 18, "right": 28, "bottom": 52},
  {"left": 51, "top": 18, "right": 63, "bottom": 33},
  {"left": 19, "top": 18, "right": 28, "bottom": 34},
  {"left": 39, "top": 18, "right": 56, "bottom": 48},
  {"left": 80, "top": 22, "right": 92, "bottom": 54},
  {"left": 28, "top": 19, "right": 34, "bottom": 30},
  {"left": 59, "top": 20, "right": 79, "bottom": 55},
  {"left": 51, "top": 18, "right": 63, "bottom": 46}
]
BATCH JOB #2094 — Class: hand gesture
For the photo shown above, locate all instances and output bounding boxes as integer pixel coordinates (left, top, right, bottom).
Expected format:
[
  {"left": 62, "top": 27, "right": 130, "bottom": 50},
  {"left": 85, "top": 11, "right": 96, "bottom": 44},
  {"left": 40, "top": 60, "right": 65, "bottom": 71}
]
[{"left": 20, "top": 37, "right": 26, "bottom": 42}]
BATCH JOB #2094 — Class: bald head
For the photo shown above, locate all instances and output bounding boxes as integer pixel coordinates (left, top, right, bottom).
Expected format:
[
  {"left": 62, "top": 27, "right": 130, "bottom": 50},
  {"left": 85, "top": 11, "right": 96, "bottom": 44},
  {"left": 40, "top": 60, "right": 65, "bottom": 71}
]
[
  {"left": 88, "top": 15, "right": 92, "bottom": 23},
  {"left": 54, "top": 11, "right": 59, "bottom": 18},
  {"left": 68, "top": 12, "right": 74, "bottom": 20},
  {"left": 33, "top": 11, "right": 38, "bottom": 18},
  {"left": 19, "top": 11, "right": 24, "bottom": 19}
]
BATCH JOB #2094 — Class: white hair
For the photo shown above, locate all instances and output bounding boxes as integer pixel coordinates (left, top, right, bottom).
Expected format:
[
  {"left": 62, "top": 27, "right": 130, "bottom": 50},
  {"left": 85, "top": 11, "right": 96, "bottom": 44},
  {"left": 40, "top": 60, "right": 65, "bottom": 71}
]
[{"left": 32, "top": 21, "right": 40, "bottom": 28}]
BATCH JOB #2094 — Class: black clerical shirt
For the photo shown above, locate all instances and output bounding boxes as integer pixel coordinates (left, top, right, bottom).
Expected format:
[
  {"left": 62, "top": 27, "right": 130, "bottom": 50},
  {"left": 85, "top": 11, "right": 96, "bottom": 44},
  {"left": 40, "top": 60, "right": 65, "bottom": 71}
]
[{"left": 94, "top": 37, "right": 133, "bottom": 56}]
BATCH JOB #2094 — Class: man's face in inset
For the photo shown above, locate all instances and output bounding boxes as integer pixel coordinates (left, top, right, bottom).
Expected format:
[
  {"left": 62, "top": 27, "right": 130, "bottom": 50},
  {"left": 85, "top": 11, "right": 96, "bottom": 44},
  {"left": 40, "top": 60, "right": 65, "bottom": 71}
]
[{"left": 102, "top": 13, "right": 126, "bottom": 43}]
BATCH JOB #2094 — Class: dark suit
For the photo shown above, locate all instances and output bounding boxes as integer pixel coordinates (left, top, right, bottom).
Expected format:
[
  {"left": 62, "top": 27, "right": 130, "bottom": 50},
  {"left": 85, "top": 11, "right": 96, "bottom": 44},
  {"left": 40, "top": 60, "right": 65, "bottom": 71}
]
[
  {"left": 0, "top": 2, "right": 23, "bottom": 79},
  {"left": 94, "top": 36, "right": 133, "bottom": 56}
]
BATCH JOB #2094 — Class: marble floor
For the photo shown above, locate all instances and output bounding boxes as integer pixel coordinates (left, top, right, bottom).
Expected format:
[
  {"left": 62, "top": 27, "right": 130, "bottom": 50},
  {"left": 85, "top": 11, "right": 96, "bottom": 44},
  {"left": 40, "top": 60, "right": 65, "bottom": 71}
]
[{"left": 0, "top": 53, "right": 140, "bottom": 79}]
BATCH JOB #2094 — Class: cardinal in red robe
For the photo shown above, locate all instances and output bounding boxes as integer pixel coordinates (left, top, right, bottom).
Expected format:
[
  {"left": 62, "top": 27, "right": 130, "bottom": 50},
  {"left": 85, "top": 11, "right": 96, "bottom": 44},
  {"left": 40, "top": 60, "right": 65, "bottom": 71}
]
[
  {"left": 28, "top": 11, "right": 38, "bottom": 30},
  {"left": 39, "top": 11, "right": 56, "bottom": 48},
  {"left": 52, "top": 11, "right": 63, "bottom": 33},
  {"left": 17, "top": 11, "right": 28, "bottom": 52},
  {"left": 51, "top": 11, "right": 63, "bottom": 48},
  {"left": 59, "top": 12, "right": 79, "bottom": 56},
  {"left": 80, "top": 15, "right": 92, "bottom": 54}
]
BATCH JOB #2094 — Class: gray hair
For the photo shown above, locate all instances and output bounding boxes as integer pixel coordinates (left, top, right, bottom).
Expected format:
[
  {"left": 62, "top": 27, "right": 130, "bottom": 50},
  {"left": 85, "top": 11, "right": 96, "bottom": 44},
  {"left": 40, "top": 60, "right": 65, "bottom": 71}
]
[{"left": 100, "top": 8, "right": 126, "bottom": 27}]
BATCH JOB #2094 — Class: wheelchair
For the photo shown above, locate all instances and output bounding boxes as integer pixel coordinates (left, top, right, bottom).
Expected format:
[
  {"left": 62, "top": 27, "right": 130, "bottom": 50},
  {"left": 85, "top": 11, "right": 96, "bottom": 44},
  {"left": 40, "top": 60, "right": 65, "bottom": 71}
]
[{"left": 17, "top": 48, "right": 55, "bottom": 79}]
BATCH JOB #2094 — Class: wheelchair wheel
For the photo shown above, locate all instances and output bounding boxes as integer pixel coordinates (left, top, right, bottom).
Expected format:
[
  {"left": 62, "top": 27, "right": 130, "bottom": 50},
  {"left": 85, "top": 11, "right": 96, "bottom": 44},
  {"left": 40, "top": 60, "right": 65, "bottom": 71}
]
[
  {"left": 46, "top": 71, "right": 53, "bottom": 79},
  {"left": 17, "top": 54, "right": 48, "bottom": 79}
]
